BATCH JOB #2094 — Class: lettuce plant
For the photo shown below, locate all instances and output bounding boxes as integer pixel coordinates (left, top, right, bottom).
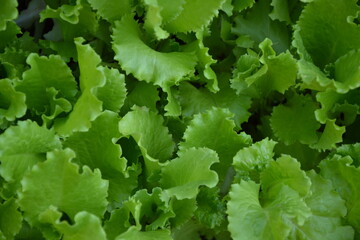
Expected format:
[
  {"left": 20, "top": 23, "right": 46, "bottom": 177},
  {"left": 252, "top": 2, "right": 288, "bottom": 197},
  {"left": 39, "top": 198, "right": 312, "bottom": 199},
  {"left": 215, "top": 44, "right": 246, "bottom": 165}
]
[{"left": 0, "top": 0, "right": 360, "bottom": 239}]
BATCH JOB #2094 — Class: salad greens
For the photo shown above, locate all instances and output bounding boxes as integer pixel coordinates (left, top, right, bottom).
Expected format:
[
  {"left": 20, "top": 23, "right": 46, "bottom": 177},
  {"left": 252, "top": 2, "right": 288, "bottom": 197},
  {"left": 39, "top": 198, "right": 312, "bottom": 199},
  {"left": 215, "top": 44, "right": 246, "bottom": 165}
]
[{"left": 0, "top": 0, "right": 360, "bottom": 239}]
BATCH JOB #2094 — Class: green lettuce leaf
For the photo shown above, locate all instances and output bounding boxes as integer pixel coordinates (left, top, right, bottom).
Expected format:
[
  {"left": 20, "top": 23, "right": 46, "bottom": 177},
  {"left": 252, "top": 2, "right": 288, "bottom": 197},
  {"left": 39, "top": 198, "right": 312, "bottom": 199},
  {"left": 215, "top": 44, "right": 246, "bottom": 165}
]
[
  {"left": 123, "top": 188, "right": 174, "bottom": 231},
  {"left": 96, "top": 67, "right": 127, "bottom": 113},
  {"left": 227, "top": 180, "right": 311, "bottom": 240},
  {"left": 177, "top": 82, "right": 251, "bottom": 129},
  {"left": 0, "top": 198, "right": 22, "bottom": 240},
  {"left": 160, "top": 147, "right": 219, "bottom": 202},
  {"left": 111, "top": 15, "right": 197, "bottom": 115},
  {"left": 180, "top": 107, "right": 252, "bottom": 179},
  {"left": 63, "top": 110, "right": 126, "bottom": 177},
  {"left": 0, "top": 120, "right": 62, "bottom": 197},
  {"left": 233, "top": 138, "right": 277, "bottom": 180},
  {"left": 162, "top": 0, "right": 225, "bottom": 33},
  {"left": 54, "top": 38, "right": 105, "bottom": 136},
  {"left": 232, "top": 0, "right": 290, "bottom": 53},
  {"left": 300, "top": 171, "right": 354, "bottom": 240},
  {"left": 118, "top": 106, "right": 175, "bottom": 177},
  {"left": 296, "top": 0, "right": 360, "bottom": 68},
  {"left": 0, "top": 79, "right": 26, "bottom": 127},
  {"left": 54, "top": 212, "right": 107, "bottom": 240},
  {"left": 231, "top": 39, "right": 297, "bottom": 97},
  {"left": 18, "top": 148, "right": 108, "bottom": 227},
  {"left": 270, "top": 93, "right": 320, "bottom": 145},
  {"left": 16, "top": 53, "right": 77, "bottom": 118},
  {"left": 320, "top": 154, "right": 360, "bottom": 232},
  {"left": 87, "top": 0, "right": 133, "bottom": 21},
  {"left": 0, "top": 0, "right": 17, "bottom": 31},
  {"left": 115, "top": 227, "right": 171, "bottom": 240}
]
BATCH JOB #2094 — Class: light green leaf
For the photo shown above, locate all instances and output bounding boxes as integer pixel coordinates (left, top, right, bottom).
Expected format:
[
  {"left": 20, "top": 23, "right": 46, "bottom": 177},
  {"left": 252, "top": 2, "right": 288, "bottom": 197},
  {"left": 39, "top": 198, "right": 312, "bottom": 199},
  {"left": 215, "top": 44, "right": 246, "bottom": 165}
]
[
  {"left": 320, "top": 155, "right": 360, "bottom": 232},
  {"left": 311, "top": 119, "right": 345, "bottom": 151},
  {"left": 160, "top": 147, "right": 219, "bottom": 202},
  {"left": 63, "top": 111, "right": 126, "bottom": 178},
  {"left": 55, "top": 212, "right": 107, "bottom": 240},
  {"left": 180, "top": 107, "right": 252, "bottom": 179},
  {"left": 269, "top": 0, "right": 303, "bottom": 24},
  {"left": 118, "top": 106, "right": 174, "bottom": 176},
  {"left": 169, "top": 198, "right": 197, "bottom": 228},
  {"left": 112, "top": 15, "right": 196, "bottom": 115},
  {"left": 40, "top": 2, "right": 82, "bottom": 24},
  {"left": 270, "top": 93, "right": 320, "bottom": 145},
  {"left": 299, "top": 171, "right": 354, "bottom": 239},
  {"left": 297, "top": 0, "right": 360, "bottom": 68},
  {"left": 0, "top": 79, "right": 26, "bottom": 125},
  {"left": 143, "top": 0, "right": 169, "bottom": 40},
  {"left": 87, "top": 0, "right": 133, "bottom": 21},
  {"left": 123, "top": 81, "right": 159, "bottom": 113},
  {"left": 297, "top": 59, "right": 333, "bottom": 91},
  {"left": 96, "top": 67, "right": 127, "bottom": 113},
  {"left": 333, "top": 49, "right": 360, "bottom": 93},
  {"left": 40, "top": 1, "right": 99, "bottom": 41},
  {"left": 183, "top": 31, "right": 219, "bottom": 92},
  {"left": 194, "top": 187, "right": 226, "bottom": 228},
  {"left": 115, "top": 226, "right": 172, "bottom": 240},
  {"left": 16, "top": 53, "right": 77, "bottom": 116},
  {"left": 0, "top": 0, "right": 17, "bottom": 31},
  {"left": 260, "top": 155, "right": 311, "bottom": 197},
  {"left": 54, "top": 38, "right": 105, "bottom": 136},
  {"left": 0, "top": 121, "right": 62, "bottom": 196},
  {"left": 231, "top": 39, "right": 297, "bottom": 97},
  {"left": 104, "top": 208, "right": 131, "bottom": 240},
  {"left": 227, "top": 181, "right": 311, "bottom": 240},
  {"left": 232, "top": 0, "right": 290, "bottom": 53},
  {"left": 233, "top": 0, "right": 255, "bottom": 11},
  {"left": 123, "top": 188, "right": 174, "bottom": 230},
  {"left": 233, "top": 138, "right": 277, "bottom": 179},
  {"left": 0, "top": 198, "right": 22, "bottom": 239},
  {"left": 163, "top": 0, "right": 225, "bottom": 33},
  {"left": 0, "top": 22, "right": 20, "bottom": 51},
  {"left": 18, "top": 148, "right": 108, "bottom": 226},
  {"left": 336, "top": 143, "right": 360, "bottom": 166},
  {"left": 177, "top": 82, "right": 252, "bottom": 129}
]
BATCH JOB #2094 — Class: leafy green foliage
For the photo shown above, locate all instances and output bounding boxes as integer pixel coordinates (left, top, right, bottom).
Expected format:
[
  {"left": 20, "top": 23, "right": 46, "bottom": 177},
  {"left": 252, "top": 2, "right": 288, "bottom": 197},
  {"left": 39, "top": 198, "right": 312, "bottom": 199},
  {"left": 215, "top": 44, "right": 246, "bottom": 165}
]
[{"left": 2, "top": 0, "right": 360, "bottom": 239}]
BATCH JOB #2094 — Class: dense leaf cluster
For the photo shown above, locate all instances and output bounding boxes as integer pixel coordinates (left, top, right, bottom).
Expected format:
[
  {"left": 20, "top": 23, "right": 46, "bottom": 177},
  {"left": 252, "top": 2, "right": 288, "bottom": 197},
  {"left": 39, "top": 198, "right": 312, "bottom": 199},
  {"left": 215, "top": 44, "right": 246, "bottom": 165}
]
[{"left": 0, "top": 0, "right": 360, "bottom": 239}]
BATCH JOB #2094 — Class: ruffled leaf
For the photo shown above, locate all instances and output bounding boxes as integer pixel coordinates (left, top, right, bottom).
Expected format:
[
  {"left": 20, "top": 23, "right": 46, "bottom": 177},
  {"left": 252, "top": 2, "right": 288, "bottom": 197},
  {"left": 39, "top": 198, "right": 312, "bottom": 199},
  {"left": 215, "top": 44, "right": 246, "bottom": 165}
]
[
  {"left": 227, "top": 181, "right": 311, "bottom": 240},
  {"left": 118, "top": 106, "right": 175, "bottom": 177},
  {"left": 296, "top": 0, "right": 360, "bottom": 68},
  {"left": 0, "top": 198, "right": 22, "bottom": 239},
  {"left": 96, "top": 67, "right": 127, "bottom": 113},
  {"left": 115, "top": 227, "right": 171, "bottom": 240},
  {"left": 55, "top": 212, "right": 107, "bottom": 240},
  {"left": 180, "top": 107, "right": 252, "bottom": 179},
  {"left": 261, "top": 155, "right": 311, "bottom": 197},
  {"left": 0, "top": 79, "right": 26, "bottom": 126},
  {"left": 320, "top": 155, "right": 360, "bottom": 232},
  {"left": 0, "top": 0, "right": 17, "bottom": 31},
  {"left": 233, "top": 138, "right": 277, "bottom": 180},
  {"left": 16, "top": 53, "right": 77, "bottom": 117},
  {"left": 232, "top": 0, "right": 290, "bottom": 53},
  {"left": 271, "top": 93, "right": 320, "bottom": 145},
  {"left": 18, "top": 148, "right": 108, "bottom": 227},
  {"left": 311, "top": 120, "right": 345, "bottom": 151},
  {"left": 87, "top": 0, "right": 133, "bottom": 21},
  {"left": 54, "top": 38, "right": 105, "bottom": 136},
  {"left": 177, "top": 82, "right": 252, "bottom": 129},
  {"left": 112, "top": 15, "right": 197, "bottom": 115},
  {"left": 63, "top": 111, "right": 126, "bottom": 177},
  {"left": 160, "top": 147, "right": 219, "bottom": 202},
  {"left": 0, "top": 121, "right": 61, "bottom": 196},
  {"left": 163, "top": 0, "right": 225, "bottom": 33}
]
